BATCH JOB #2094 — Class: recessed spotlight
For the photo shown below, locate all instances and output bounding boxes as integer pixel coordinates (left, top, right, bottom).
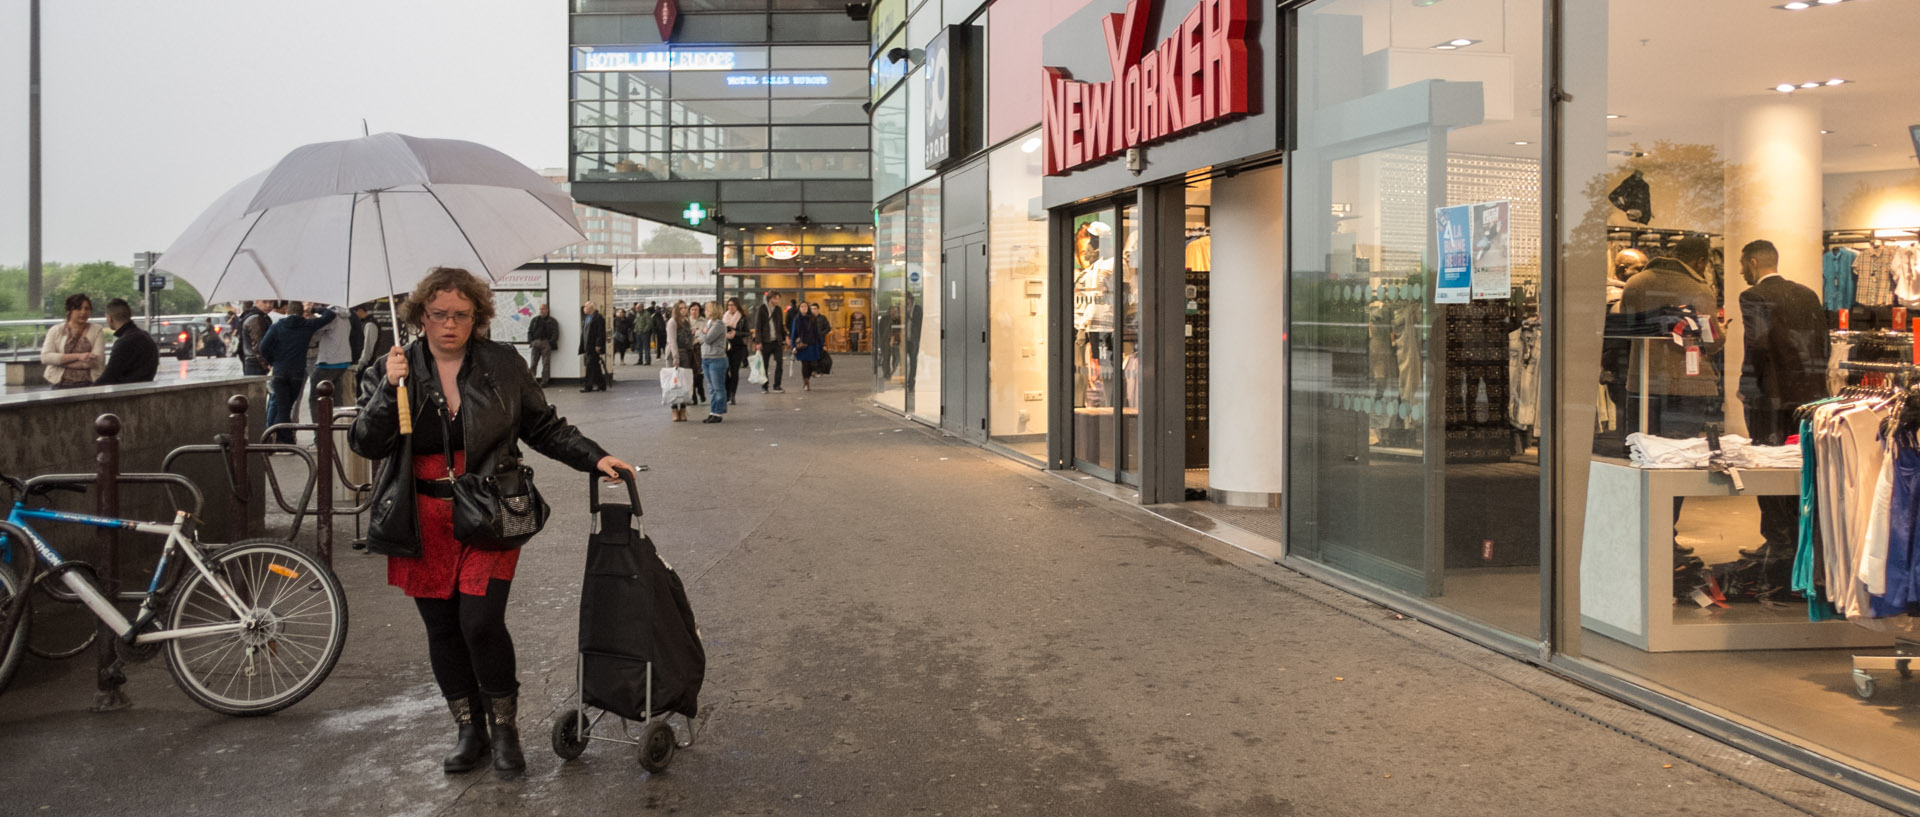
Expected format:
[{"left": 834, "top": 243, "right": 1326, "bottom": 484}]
[
  {"left": 1817, "top": 0, "right": 1844, "bottom": 5},
  {"left": 1606, "top": 114, "right": 1624, "bottom": 120},
  {"left": 1781, "top": 1, "right": 1809, "bottom": 8},
  {"left": 1433, "top": 44, "right": 1457, "bottom": 50},
  {"left": 1826, "top": 78, "right": 1847, "bottom": 86},
  {"left": 1775, "top": 84, "right": 1798, "bottom": 93},
  {"left": 1821, "top": 129, "right": 1834, "bottom": 135},
  {"left": 1512, "top": 141, "right": 1531, "bottom": 146},
  {"left": 1430, "top": 38, "right": 1479, "bottom": 49},
  {"left": 1020, "top": 136, "right": 1042, "bottom": 154},
  {"left": 1449, "top": 38, "right": 1473, "bottom": 46}
]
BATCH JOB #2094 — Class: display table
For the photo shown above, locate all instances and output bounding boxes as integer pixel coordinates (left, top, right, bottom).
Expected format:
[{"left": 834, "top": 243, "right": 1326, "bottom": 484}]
[{"left": 1580, "top": 457, "right": 1893, "bottom": 652}]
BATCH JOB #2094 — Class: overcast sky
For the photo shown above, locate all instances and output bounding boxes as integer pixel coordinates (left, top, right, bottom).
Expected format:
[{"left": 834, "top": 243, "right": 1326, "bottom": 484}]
[{"left": 0, "top": 0, "right": 573, "bottom": 268}]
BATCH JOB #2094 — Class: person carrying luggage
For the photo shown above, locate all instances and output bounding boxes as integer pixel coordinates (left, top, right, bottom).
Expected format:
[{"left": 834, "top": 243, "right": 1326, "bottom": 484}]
[{"left": 350, "top": 267, "right": 636, "bottom": 780}]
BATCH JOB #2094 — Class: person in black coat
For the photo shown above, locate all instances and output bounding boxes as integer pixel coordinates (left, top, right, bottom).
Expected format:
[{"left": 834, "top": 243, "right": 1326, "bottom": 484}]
[
  {"left": 95, "top": 298, "right": 158, "bottom": 386},
  {"left": 1737, "top": 239, "right": 1829, "bottom": 558},
  {"left": 579, "top": 301, "right": 608, "bottom": 392}
]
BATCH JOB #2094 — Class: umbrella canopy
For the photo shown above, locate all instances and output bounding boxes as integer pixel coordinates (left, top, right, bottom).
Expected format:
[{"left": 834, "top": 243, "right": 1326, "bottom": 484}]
[{"left": 156, "top": 132, "right": 584, "bottom": 307}]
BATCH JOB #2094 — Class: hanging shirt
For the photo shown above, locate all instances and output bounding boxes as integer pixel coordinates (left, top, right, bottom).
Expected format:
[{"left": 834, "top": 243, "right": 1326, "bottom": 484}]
[
  {"left": 1073, "top": 258, "right": 1116, "bottom": 333},
  {"left": 1856, "top": 248, "right": 1896, "bottom": 308},
  {"left": 1824, "top": 247, "right": 1858, "bottom": 309},
  {"left": 1893, "top": 247, "right": 1920, "bottom": 309}
]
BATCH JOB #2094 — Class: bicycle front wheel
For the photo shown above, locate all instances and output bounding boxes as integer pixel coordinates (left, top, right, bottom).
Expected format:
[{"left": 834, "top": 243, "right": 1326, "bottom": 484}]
[
  {"left": 0, "top": 562, "right": 27, "bottom": 696},
  {"left": 164, "top": 539, "right": 348, "bottom": 716}
]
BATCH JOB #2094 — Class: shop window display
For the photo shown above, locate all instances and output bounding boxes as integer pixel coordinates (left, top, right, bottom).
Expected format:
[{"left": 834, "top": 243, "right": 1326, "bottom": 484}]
[
  {"left": 1288, "top": 0, "right": 1545, "bottom": 637},
  {"left": 987, "top": 133, "right": 1050, "bottom": 461},
  {"left": 874, "top": 197, "right": 909, "bottom": 413},
  {"left": 1551, "top": 0, "right": 1920, "bottom": 789}
]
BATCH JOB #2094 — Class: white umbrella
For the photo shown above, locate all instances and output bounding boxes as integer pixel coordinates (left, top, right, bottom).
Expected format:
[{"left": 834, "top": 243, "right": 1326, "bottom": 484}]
[{"left": 157, "top": 132, "right": 586, "bottom": 433}]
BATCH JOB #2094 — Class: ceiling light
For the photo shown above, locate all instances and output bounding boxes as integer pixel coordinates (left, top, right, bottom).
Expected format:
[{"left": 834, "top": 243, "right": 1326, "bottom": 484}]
[
  {"left": 1801, "top": 81, "right": 1822, "bottom": 88},
  {"left": 1821, "top": 129, "right": 1834, "bottom": 134},
  {"left": 1433, "top": 44, "right": 1457, "bottom": 50},
  {"left": 1606, "top": 114, "right": 1624, "bottom": 119},
  {"left": 1775, "top": 84, "right": 1798, "bottom": 93},
  {"left": 1817, "top": 0, "right": 1845, "bottom": 5},
  {"left": 1430, "top": 38, "right": 1479, "bottom": 49},
  {"left": 1826, "top": 78, "right": 1847, "bottom": 85},
  {"left": 1020, "top": 136, "right": 1042, "bottom": 154},
  {"left": 1781, "top": 1, "right": 1809, "bottom": 7},
  {"left": 1449, "top": 38, "right": 1473, "bottom": 46}
]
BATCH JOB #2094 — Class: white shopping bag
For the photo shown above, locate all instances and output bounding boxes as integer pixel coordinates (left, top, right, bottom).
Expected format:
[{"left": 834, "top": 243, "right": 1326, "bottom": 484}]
[
  {"left": 748, "top": 353, "right": 768, "bottom": 385},
  {"left": 659, "top": 366, "right": 694, "bottom": 406}
]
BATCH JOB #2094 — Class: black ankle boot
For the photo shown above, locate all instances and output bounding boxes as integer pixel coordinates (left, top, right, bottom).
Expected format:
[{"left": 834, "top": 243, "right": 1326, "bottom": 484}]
[
  {"left": 489, "top": 693, "right": 526, "bottom": 779},
  {"left": 443, "top": 696, "right": 490, "bottom": 774}
]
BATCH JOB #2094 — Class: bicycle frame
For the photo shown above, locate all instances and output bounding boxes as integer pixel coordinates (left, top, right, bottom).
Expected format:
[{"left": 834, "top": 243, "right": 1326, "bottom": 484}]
[{"left": 2, "top": 504, "right": 250, "bottom": 646}]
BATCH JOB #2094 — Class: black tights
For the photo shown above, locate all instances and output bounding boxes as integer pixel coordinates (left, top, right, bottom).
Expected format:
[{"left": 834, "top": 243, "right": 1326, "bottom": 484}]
[{"left": 415, "top": 579, "right": 519, "bottom": 700}]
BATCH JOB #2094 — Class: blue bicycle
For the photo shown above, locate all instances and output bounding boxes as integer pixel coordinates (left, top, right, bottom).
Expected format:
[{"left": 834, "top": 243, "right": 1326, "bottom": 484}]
[{"left": 0, "top": 471, "right": 347, "bottom": 715}]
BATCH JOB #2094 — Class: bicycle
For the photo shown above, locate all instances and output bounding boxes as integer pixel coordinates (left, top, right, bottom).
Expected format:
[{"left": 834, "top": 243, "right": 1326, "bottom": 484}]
[{"left": 0, "top": 470, "right": 348, "bottom": 715}]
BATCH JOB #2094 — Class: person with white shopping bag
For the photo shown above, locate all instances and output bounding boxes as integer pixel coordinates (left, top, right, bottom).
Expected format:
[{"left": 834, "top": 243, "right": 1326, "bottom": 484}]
[{"left": 661, "top": 302, "right": 699, "bottom": 422}]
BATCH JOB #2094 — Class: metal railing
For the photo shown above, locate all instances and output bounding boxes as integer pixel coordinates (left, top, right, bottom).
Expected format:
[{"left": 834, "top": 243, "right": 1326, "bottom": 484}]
[{"left": 0, "top": 312, "right": 230, "bottom": 360}]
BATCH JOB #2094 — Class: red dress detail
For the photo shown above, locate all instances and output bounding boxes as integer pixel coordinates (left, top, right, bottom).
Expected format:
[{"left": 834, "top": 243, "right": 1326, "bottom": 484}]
[{"left": 388, "top": 451, "right": 521, "bottom": 599}]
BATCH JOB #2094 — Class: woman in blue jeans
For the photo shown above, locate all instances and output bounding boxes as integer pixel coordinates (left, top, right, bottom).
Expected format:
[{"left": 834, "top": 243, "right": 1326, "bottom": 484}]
[{"left": 699, "top": 301, "right": 732, "bottom": 423}]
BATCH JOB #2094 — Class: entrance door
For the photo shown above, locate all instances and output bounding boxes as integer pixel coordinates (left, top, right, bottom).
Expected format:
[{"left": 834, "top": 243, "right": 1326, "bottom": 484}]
[
  {"left": 941, "top": 242, "right": 968, "bottom": 436},
  {"left": 1067, "top": 204, "right": 1139, "bottom": 483},
  {"left": 965, "top": 239, "right": 989, "bottom": 443}
]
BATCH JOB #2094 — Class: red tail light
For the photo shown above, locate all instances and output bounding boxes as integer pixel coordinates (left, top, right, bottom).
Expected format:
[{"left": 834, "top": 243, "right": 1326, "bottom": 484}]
[{"left": 179, "top": 332, "right": 190, "bottom": 343}]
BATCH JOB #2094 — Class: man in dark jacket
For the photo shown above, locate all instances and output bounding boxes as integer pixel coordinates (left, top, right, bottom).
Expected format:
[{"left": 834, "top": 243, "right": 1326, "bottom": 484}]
[
  {"left": 1617, "top": 235, "right": 1724, "bottom": 438},
  {"left": 579, "top": 301, "right": 607, "bottom": 392},
  {"left": 527, "top": 303, "right": 560, "bottom": 385},
  {"left": 258, "top": 302, "right": 337, "bottom": 443},
  {"left": 238, "top": 300, "right": 273, "bottom": 376},
  {"left": 95, "top": 298, "right": 158, "bottom": 386},
  {"left": 1738, "top": 239, "right": 1829, "bottom": 559},
  {"left": 754, "top": 292, "right": 787, "bottom": 392}
]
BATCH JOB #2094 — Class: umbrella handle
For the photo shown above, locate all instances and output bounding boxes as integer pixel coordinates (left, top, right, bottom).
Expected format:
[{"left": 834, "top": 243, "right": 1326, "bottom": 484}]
[{"left": 396, "top": 383, "right": 413, "bottom": 435}]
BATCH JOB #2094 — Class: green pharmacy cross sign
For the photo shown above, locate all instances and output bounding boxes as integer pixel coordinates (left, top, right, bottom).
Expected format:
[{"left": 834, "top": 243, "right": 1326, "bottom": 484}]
[{"left": 682, "top": 203, "right": 708, "bottom": 227}]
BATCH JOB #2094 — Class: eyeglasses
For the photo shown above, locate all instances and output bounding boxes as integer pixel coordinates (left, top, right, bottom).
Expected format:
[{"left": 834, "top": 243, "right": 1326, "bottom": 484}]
[{"left": 425, "top": 310, "right": 475, "bottom": 325}]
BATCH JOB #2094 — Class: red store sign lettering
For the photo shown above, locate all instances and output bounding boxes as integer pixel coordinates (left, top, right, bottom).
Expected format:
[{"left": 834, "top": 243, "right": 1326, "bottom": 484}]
[{"left": 1042, "top": 0, "right": 1251, "bottom": 176}]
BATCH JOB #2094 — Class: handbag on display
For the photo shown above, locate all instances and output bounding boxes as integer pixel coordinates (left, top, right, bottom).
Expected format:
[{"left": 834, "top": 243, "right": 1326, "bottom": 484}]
[{"left": 748, "top": 353, "right": 768, "bottom": 385}]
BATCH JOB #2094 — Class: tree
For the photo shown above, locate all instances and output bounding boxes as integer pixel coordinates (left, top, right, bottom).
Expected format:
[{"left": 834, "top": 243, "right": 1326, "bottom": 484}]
[
  {"left": 641, "top": 225, "right": 705, "bottom": 255},
  {"left": 50, "top": 260, "right": 208, "bottom": 316}
]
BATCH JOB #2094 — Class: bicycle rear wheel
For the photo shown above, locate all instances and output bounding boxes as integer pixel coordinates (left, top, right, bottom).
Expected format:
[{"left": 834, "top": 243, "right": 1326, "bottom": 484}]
[
  {"left": 0, "top": 562, "right": 27, "bottom": 696},
  {"left": 164, "top": 539, "right": 348, "bottom": 716}
]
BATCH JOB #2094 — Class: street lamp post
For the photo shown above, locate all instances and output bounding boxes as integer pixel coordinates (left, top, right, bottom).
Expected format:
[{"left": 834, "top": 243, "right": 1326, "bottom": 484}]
[{"left": 28, "top": 0, "right": 43, "bottom": 315}]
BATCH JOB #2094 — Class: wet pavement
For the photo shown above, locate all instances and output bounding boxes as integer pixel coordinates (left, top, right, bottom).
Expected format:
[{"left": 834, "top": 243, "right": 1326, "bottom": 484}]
[{"left": 0, "top": 361, "right": 1902, "bottom": 816}]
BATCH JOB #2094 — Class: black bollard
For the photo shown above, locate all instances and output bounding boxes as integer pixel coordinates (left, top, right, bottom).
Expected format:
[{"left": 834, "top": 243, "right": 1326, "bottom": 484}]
[
  {"left": 315, "top": 380, "right": 335, "bottom": 566},
  {"left": 225, "top": 395, "right": 250, "bottom": 545},
  {"left": 91, "top": 414, "right": 130, "bottom": 712}
]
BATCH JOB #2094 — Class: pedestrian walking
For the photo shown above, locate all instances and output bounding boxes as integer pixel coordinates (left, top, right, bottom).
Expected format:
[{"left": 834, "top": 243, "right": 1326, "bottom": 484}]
[
  {"left": 634, "top": 303, "right": 655, "bottom": 366},
  {"left": 812, "top": 302, "right": 834, "bottom": 376},
  {"left": 701, "top": 301, "right": 732, "bottom": 423},
  {"left": 258, "top": 302, "right": 337, "bottom": 444},
  {"left": 94, "top": 298, "right": 158, "bottom": 386},
  {"left": 308, "top": 304, "right": 353, "bottom": 421},
  {"left": 526, "top": 304, "right": 558, "bottom": 386},
  {"left": 651, "top": 302, "right": 669, "bottom": 360},
  {"left": 348, "top": 266, "right": 636, "bottom": 781},
  {"left": 722, "top": 297, "right": 748, "bottom": 404},
  {"left": 790, "top": 300, "right": 824, "bottom": 391},
  {"left": 613, "top": 307, "right": 635, "bottom": 364},
  {"left": 579, "top": 301, "right": 607, "bottom": 392},
  {"left": 40, "top": 293, "right": 104, "bottom": 389},
  {"left": 199, "top": 317, "right": 229, "bottom": 357},
  {"left": 664, "top": 301, "right": 698, "bottom": 422},
  {"left": 754, "top": 292, "right": 787, "bottom": 393}
]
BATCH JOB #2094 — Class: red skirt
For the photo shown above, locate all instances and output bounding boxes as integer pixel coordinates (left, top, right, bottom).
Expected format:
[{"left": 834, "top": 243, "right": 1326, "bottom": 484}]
[{"left": 388, "top": 451, "right": 520, "bottom": 599}]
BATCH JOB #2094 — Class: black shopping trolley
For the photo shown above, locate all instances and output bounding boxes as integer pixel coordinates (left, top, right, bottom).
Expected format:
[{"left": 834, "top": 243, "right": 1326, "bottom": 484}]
[{"left": 550, "top": 469, "right": 706, "bottom": 772}]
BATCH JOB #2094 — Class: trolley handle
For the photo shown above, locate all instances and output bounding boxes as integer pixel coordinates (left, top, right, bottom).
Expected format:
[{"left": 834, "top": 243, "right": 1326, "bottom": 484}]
[{"left": 589, "top": 465, "right": 645, "bottom": 516}]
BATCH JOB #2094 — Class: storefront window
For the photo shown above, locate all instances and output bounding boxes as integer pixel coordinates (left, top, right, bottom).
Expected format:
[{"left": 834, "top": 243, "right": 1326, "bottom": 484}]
[
  {"left": 1557, "top": 0, "right": 1920, "bottom": 789},
  {"left": 908, "top": 180, "right": 942, "bottom": 423},
  {"left": 874, "top": 196, "right": 909, "bottom": 412},
  {"left": 1289, "top": 0, "right": 1545, "bottom": 638},
  {"left": 987, "top": 133, "right": 1049, "bottom": 461},
  {"left": 1069, "top": 206, "right": 1136, "bottom": 479}
]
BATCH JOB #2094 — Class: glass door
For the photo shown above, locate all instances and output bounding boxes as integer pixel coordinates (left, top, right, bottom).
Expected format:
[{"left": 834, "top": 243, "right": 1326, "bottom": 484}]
[{"left": 1069, "top": 204, "right": 1140, "bottom": 483}]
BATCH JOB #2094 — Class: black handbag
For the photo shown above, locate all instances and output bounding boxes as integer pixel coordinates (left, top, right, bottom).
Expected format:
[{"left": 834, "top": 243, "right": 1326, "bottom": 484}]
[{"left": 436, "top": 398, "right": 550, "bottom": 550}]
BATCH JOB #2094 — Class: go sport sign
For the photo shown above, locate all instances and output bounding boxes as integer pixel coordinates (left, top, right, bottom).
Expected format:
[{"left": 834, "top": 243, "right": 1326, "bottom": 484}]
[
  {"left": 923, "top": 25, "right": 978, "bottom": 170},
  {"left": 1041, "top": 0, "right": 1251, "bottom": 177}
]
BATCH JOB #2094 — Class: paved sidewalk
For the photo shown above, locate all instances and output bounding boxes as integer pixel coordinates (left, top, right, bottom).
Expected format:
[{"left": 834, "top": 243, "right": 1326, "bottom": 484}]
[{"left": 0, "top": 363, "right": 1900, "bottom": 816}]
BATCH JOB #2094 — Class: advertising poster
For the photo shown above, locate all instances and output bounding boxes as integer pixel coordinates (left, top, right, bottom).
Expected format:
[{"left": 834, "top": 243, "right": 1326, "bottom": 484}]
[
  {"left": 1469, "top": 200, "right": 1512, "bottom": 301},
  {"left": 490, "top": 291, "right": 547, "bottom": 344},
  {"left": 1434, "top": 204, "right": 1472, "bottom": 304}
]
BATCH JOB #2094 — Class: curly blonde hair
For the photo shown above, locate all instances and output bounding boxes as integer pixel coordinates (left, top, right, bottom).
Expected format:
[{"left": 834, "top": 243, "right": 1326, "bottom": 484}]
[{"left": 397, "top": 267, "right": 495, "bottom": 336}]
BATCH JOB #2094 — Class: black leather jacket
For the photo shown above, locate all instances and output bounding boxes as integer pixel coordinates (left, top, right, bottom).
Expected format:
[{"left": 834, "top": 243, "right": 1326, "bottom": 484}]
[{"left": 349, "top": 339, "right": 609, "bottom": 557}]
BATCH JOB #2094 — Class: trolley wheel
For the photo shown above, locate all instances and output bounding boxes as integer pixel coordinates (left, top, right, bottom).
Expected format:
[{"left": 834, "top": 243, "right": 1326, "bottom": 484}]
[
  {"left": 552, "top": 709, "right": 590, "bottom": 761},
  {"left": 1854, "top": 669, "right": 1877, "bottom": 699},
  {"left": 638, "top": 720, "right": 675, "bottom": 773},
  {"left": 1899, "top": 659, "right": 1914, "bottom": 681}
]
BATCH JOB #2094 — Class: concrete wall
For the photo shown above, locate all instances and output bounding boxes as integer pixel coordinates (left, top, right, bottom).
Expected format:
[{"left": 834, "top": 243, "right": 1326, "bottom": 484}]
[{"left": 0, "top": 378, "right": 269, "bottom": 576}]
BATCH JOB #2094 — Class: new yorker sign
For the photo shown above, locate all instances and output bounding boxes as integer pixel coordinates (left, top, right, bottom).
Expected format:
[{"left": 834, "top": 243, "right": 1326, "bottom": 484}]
[{"left": 1041, "top": 0, "right": 1251, "bottom": 176}]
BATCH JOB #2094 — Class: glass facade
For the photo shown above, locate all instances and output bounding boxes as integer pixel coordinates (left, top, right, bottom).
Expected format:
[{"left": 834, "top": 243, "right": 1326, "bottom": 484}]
[
  {"left": 908, "top": 180, "right": 942, "bottom": 422},
  {"left": 570, "top": 45, "right": 869, "bottom": 183},
  {"left": 874, "top": 196, "right": 909, "bottom": 413},
  {"left": 987, "top": 133, "right": 1050, "bottom": 461}
]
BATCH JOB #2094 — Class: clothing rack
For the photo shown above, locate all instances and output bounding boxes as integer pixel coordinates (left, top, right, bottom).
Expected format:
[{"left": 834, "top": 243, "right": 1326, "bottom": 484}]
[
  {"left": 1824, "top": 227, "right": 1920, "bottom": 248},
  {"left": 1605, "top": 226, "right": 1722, "bottom": 249}
]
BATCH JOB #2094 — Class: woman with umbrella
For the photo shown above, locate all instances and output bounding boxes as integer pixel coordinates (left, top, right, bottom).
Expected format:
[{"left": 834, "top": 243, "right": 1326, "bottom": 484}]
[{"left": 350, "top": 267, "right": 636, "bottom": 780}]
